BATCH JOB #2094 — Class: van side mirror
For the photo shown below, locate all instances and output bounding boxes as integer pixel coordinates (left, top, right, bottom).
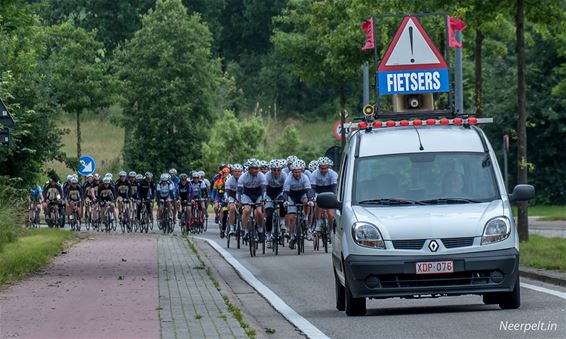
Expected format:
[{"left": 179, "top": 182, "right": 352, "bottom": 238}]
[
  {"left": 317, "top": 192, "right": 342, "bottom": 210},
  {"left": 509, "top": 184, "right": 535, "bottom": 202}
]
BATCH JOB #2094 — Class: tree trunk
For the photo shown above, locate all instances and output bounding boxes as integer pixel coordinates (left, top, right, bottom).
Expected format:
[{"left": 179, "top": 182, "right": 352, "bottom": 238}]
[
  {"left": 474, "top": 29, "right": 484, "bottom": 116},
  {"left": 516, "top": 0, "right": 529, "bottom": 242},
  {"left": 76, "top": 111, "right": 81, "bottom": 161},
  {"left": 339, "top": 89, "right": 346, "bottom": 149}
]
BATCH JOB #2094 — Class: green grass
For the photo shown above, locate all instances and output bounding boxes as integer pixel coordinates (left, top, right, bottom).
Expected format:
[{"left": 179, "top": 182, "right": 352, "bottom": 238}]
[
  {"left": 520, "top": 235, "right": 566, "bottom": 272},
  {"left": 0, "top": 228, "right": 75, "bottom": 284},
  {"left": 0, "top": 202, "right": 24, "bottom": 252},
  {"left": 512, "top": 205, "right": 566, "bottom": 221},
  {"left": 45, "top": 113, "right": 125, "bottom": 179}
]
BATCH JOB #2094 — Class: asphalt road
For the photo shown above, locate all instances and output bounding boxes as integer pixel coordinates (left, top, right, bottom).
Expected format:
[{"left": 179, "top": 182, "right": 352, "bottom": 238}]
[{"left": 198, "top": 225, "right": 566, "bottom": 339}]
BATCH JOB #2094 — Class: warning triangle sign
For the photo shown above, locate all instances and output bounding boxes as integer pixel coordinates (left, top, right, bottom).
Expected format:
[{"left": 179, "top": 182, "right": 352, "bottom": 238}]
[{"left": 378, "top": 16, "right": 447, "bottom": 71}]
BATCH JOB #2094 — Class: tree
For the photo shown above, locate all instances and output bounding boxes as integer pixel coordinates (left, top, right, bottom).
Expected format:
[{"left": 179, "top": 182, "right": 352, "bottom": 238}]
[
  {"left": 45, "top": 23, "right": 117, "bottom": 161},
  {"left": 116, "top": 0, "right": 221, "bottom": 173},
  {"left": 273, "top": 125, "right": 300, "bottom": 158}
]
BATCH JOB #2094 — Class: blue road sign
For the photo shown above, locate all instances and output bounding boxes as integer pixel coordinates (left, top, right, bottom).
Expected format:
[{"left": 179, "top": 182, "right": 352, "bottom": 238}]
[
  {"left": 378, "top": 69, "right": 449, "bottom": 95},
  {"left": 78, "top": 155, "right": 96, "bottom": 176}
]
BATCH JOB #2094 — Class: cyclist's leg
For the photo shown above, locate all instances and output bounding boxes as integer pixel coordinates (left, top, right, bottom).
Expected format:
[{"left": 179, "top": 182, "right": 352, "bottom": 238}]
[
  {"left": 228, "top": 201, "right": 236, "bottom": 234},
  {"left": 286, "top": 197, "right": 297, "bottom": 243}
]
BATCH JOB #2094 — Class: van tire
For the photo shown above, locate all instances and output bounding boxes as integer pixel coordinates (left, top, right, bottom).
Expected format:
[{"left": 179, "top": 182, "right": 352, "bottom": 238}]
[
  {"left": 499, "top": 276, "right": 521, "bottom": 309},
  {"left": 344, "top": 271, "right": 366, "bottom": 316},
  {"left": 334, "top": 269, "right": 345, "bottom": 311}
]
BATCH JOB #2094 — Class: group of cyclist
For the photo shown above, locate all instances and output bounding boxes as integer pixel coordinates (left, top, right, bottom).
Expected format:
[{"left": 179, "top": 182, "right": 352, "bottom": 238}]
[
  {"left": 28, "top": 154, "right": 338, "bottom": 252},
  {"left": 32, "top": 169, "right": 212, "bottom": 232},
  {"left": 211, "top": 155, "right": 337, "bottom": 251}
]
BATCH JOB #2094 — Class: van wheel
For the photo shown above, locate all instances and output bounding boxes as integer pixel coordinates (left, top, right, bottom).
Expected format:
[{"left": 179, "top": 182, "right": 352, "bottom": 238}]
[
  {"left": 334, "top": 269, "right": 345, "bottom": 311},
  {"left": 344, "top": 271, "right": 366, "bottom": 316},
  {"left": 499, "top": 276, "right": 521, "bottom": 310}
]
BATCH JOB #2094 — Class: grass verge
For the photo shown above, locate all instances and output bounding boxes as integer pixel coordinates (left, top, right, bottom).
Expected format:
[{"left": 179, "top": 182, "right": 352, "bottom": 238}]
[
  {"left": 0, "top": 228, "right": 75, "bottom": 285},
  {"left": 513, "top": 205, "right": 566, "bottom": 221},
  {"left": 520, "top": 235, "right": 566, "bottom": 272},
  {"left": 186, "top": 237, "right": 256, "bottom": 339}
]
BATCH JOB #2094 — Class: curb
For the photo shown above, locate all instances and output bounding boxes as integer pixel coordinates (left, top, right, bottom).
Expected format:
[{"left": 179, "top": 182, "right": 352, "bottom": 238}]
[{"left": 519, "top": 265, "right": 566, "bottom": 287}]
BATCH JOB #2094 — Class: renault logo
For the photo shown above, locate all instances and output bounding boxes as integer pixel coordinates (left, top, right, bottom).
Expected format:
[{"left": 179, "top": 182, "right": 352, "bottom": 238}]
[{"left": 428, "top": 240, "right": 439, "bottom": 252}]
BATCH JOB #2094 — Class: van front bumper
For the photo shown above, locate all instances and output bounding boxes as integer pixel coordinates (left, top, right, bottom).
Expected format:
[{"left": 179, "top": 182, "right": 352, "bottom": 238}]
[{"left": 343, "top": 248, "right": 519, "bottom": 299}]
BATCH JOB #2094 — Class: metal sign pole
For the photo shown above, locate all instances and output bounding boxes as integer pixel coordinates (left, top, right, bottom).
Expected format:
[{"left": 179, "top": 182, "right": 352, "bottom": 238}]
[
  {"left": 454, "top": 31, "right": 464, "bottom": 114},
  {"left": 363, "top": 61, "right": 369, "bottom": 105}
]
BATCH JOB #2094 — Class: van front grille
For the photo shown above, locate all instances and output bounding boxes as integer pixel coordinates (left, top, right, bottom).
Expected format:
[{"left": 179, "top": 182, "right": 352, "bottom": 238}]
[
  {"left": 441, "top": 237, "right": 475, "bottom": 248},
  {"left": 378, "top": 271, "right": 493, "bottom": 288},
  {"left": 392, "top": 239, "right": 426, "bottom": 250}
]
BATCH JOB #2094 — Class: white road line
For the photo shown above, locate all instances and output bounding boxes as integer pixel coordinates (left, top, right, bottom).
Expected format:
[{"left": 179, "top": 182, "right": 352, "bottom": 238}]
[
  {"left": 521, "top": 282, "right": 566, "bottom": 299},
  {"left": 194, "top": 236, "right": 329, "bottom": 339}
]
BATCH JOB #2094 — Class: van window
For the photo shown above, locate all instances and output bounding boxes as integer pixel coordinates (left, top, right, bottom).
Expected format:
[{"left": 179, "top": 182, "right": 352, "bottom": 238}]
[{"left": 353, "top": 152, "right": 499, "bottom": 205}]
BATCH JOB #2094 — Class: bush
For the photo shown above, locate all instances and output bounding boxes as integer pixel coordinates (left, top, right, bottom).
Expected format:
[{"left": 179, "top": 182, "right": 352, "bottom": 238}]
[{"left": 0, "top": 199, "right": 24, "bottom": 252}]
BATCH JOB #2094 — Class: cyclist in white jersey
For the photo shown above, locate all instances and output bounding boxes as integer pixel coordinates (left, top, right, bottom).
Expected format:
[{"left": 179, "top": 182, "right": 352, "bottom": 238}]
[
  {"left": 311, "top": 156, "right": 338, "bottom": 232},
  {"left": 282, "top": 159, "right": 314, "bottom": 249},
  {"left": 237, "top": 159, "right": 267, "bottom": 241}
]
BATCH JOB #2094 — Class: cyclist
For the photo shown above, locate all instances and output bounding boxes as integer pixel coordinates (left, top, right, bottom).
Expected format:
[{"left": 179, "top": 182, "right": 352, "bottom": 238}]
[
  {"left": 212, "top": 164, "right": 226, "bottom": 223},
  {"left": 190, "top": 171, "right": 206, "bottom": 224},
  {"left": 169, "top": 168, "right": 179, "bottom": 222},
  {"left": 129, "top": 171, "right": 140, "bottom": 224},
  {"left": 198, "top": 170, "right": 211, "bottom": 220},
  {"left": 115, "top": 171, "right": 132, "bottom": 225},
  {"left": 311, "top": 157, "right": 338, "bottom": 234},
  {"left": 156, "top": 173, "right": 175, "bottom": 226},
  {"left": 212, "top": 167, "right": 230, "bottom": 237},
  {"left": 42, "top": 177, "right": 64, "bottom": 225},
  {"left": 29, "top": 183, "right": 43, "bottom": 225},
  {"left": 138, "top": 172, "right": 156, "bottom": 224},
  {"left": 264, "top": 159, "right": 287, "bottom": 248},
  {"left": 176, "top": 173, "right": 193, "bottom": 233},
  {"left": 282, "top": 155, "right": 298, "bottom": 176},
  {"left": 237, "top": 159, "right": 267, "bottom": 242},
  {"left": 97, "top": 177, "right": 116, "bottom": 224},
  {"left": 259, "top": 160, "right": 270, "bottom": 175},
  {"left": 308, "top": 160, "right": 319, "bottom": 179},
  {"left": 85, "top": 174, "right": 101, "bottom": 222},
  {"left": 225, "top": 164, "right": 243, "bottom": 235},
  {"left": 64, "top": 176, "right": 83, "bottom": 225},
  {"left": 282, "top": 159, "right": 314, "bottom": 249}
]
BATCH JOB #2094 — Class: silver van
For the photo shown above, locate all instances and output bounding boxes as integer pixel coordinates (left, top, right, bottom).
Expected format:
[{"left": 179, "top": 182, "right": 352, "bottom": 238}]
[{"left": 317, "top": 120, "right": 535, "bottom": 316}]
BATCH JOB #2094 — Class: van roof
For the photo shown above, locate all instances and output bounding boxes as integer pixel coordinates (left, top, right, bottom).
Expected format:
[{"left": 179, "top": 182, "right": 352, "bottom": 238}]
[{"left": 356, "top": 125, "right": 485, "bottom": 157}]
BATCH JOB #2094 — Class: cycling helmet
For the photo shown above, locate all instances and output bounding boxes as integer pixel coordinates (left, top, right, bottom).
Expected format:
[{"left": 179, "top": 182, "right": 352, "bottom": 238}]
[
  {"left": 128, "top": 171, "right": 136, "bottom": 177},
  {"left": 259, "top": 160, "right": 269, "bottom": 168},
  {"left": 286, "top": 155, "right": 298, "bottom": 164},
  {"left": 318, "top": 156, "right": 333, "bottom": 167},
  {"left": 119, "top": 170, "right": 127, "bottom": 177},
  {"left": 86, "top": 174, "right": 93, "bottom": 178},
  {"left": 290, "top": 159, "right": 305, "bottom": 171},
  {"left": 136, "top": 174, "right": 143, "bottom": 180},
  {"left": 145, "top": 171, "right": 153, "bottom": 179},
  {"left": 103, "top": 177, "right": 111, "bottom": 184},
  {"left": 308, "top": 160, "right": 319, "bottom": 172},
  {"left": 105, "top": 173, "right": 113, "bottom": 180},
  {"left": 269, "top": 159, "right": 282, "bottom": 169},
  {"left": 66, "top": 174, "right": 73, "bottom": 181},
  {"left": 198, "top": 170, "right": 205, "bottom": 177},
  {"left": 192, "top": 171, "right": 199, "bottom": 178},
  {"left": 248, "top": 158, "right": 260, "bottom": 168},
  {"left": 160, "top": 174, "right": 168, "bottom": 182},
  {"left": 179, "top": 173, "right": 188, "bottom": 180},
  {"left": 222, "top": 167, "right": 230, "bottom": 174},
  {"left": 231, "top": 164, "right": 243, "bottom": 172},
  {"left": 94, "top": 173, "right": 101, "bottom": 180},
  {"left": 243, "top": 159, "right": 251, "bottom": 168},
  {"left": 169, "top": 168, "right": 177, "bottom": 175},
  {"left": 70, "top": 177, "right": 78, "bottom": 184}
]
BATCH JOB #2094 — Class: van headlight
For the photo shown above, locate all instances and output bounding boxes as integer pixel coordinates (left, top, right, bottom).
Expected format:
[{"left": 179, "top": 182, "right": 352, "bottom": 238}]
[
  {"left": 481, "top": 217, "right": 511, "bottom": 245},
  {"left": 352, "top": 222, "right": 385, "bottom": 249}
]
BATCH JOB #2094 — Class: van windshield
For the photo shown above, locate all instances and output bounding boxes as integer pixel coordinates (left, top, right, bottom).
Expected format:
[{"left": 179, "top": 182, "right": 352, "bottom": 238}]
[{"left": 354, "top": 152, "right": 499, "bottom": 205}]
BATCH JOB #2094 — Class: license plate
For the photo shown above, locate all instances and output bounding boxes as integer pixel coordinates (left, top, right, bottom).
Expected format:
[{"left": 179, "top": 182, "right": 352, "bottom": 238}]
[{"left": 416, "top": 261, "right": 454, "bottom": 274}]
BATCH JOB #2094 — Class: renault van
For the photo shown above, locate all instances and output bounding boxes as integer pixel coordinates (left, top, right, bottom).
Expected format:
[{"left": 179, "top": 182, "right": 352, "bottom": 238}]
[{"left": 317, "top": 118, "right": 535, "bottom": 316}]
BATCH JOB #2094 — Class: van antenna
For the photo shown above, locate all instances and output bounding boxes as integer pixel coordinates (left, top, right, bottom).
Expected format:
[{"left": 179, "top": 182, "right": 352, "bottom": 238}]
[{"left": 414, "top": 127, "right": 424, "bottom": 151}]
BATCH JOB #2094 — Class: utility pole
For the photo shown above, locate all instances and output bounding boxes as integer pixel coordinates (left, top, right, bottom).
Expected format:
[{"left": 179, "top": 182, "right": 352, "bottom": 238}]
[{"left": 454, "top": 31, "right": 464, "bottom": 114}]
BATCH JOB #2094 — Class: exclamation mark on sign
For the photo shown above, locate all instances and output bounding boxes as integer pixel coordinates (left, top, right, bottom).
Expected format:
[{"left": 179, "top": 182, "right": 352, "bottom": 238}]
[{"left": 409, "top": 26, "right": 415, "bottom": 63}]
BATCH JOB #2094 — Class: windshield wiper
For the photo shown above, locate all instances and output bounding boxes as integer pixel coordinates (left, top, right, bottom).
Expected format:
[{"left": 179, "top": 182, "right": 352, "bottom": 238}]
[
  {"left": 418, "top": 198, "right": 482, "bottom": 205},
  {"left": 358, "top": 198, "right": 425, "bottom": 205}
]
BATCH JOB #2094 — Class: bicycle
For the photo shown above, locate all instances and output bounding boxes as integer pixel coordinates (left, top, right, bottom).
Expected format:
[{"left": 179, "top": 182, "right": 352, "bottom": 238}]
[
  {"left": 27, "top": 199, "right": 41, "bottom": 228},
  {"left": 119, "top": 199, "right": 131, "bottom": 233},
  {"left": 313, "top": 209, "right": 330, "bottom": 252},
  {"left": 84, "top": 200, "right": 92, "bottom": 231},
  {"left": 46, "top": 199, "right": 62, "bottom": 228},
  {"left": 179, "top": 200, "right": 190, "bottom": 235},
  {"left": 295, "top": 204, "right": 308, "bottom": 255},
  {"left": 270, "top": 200, "right": 285, "bottom": 256},
  {"left": 68, "top": 201, "right": 81, "bottom": 231},
  {"left": 159, "top": 199, "right": 173, "bottom": 235},
  {"left": 100, "top": 201, "right": 113, "bottom": 233},
  {"left": 244, "top": 203, "right": 264, "bottom": 257},
  {"left": 191, "top": 198, "right": 206, "bottom": 234},
  {"left": 140, "top": 199, "right": 151, "bottom": 233}
]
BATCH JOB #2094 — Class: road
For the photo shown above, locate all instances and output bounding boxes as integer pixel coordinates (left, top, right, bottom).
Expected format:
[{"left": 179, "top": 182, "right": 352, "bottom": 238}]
[{"left": 197, "top": 224, "right": 566, "bottom": 339}]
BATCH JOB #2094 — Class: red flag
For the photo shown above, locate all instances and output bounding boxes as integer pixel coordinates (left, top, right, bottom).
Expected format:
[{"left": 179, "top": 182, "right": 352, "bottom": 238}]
[
  {"left": 447, "top": 16, "right": 467, "bottom": 48},
  {"left": 361, "top": 18, "right": 374, "bottom": 51}
]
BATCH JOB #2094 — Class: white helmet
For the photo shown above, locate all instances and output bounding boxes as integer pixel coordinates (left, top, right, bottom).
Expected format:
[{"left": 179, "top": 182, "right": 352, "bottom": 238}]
[
  {"left": 119, "top": 170, "right": 127, "bottom": 177},
  {"left": 308, "top": 160, "right": 319, "bottom": 172},
  {"left": 248, "top": 158, "right": 261, "bottom": 168},
  {"left": 198, "top": 170, "right": 205, "bottom": 177},
  {"left": 103, "top": 177, "right": 111, "bottom": 184},
  {"left": 128, "top": 171, "right": 136, "bottom": 177},
  {"left": 318, "top": 156, "right": 333, "bottom": 167},
  {"left": 160, "top": 174, "right": 168, "bottom": 182},
  {"left": 286, "top": 155, "right": 298, "bottom": 164},
  {"left": 192, "top": 171, "right": 199, "bottom": 178},
  {"left": 105, "top": 173, "right": 113, "bottom": 180},
  {"left": 169, "top": 168, "right": 177, "bottom": 175},
  {"left": 231, "top": 164, "right": 243, "bottom": 172},
  {"left": 259, "top": 160, "right": 269, "bottom": 168},
  {"left": 66, "top": 174, "right": 73, "bottom": 181},
  {"left": 269, "top": 159, "right": 282, "bottom": 169},
  {"left": 70, "top": 177, "right": 78, "bottom": 184},
  {"left": 136, "top": 174, "right": 143, "bottom": 180},
  {"left": 290, "top": 159, "right": 305, "bottom": 171}
]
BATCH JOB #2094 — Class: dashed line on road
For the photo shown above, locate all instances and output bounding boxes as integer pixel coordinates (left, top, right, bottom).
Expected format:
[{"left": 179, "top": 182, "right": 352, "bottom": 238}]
[
  {"left": 194, "top": 236, "right": 330, "bottom": 339},
  {"left": 521, "top": 282, "right": 566, "bottom": 299}
]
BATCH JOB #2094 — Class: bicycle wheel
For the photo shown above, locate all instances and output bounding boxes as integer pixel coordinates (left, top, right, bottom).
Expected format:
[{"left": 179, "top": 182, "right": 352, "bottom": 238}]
[
  {"left": 322, "top": 219, "right": 329, "bottom": 253},
  {"left": 236, "top": 216, "right": 241, "bottom": 249},
  {"left": 249, "top": 216, "right": 256, "bottom": 257},
  {"left": 273, "top": 211, "right": 279, "bottom": 255}
]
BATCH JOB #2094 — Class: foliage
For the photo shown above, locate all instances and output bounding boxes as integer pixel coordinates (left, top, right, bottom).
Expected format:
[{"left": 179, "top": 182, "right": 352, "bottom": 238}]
[
  {"left": 272, "top": 125, "right": 300, "bottom": 158},
  {"left": 40, "top": 0, "right": 155, "bottom": 52},
  {"left": 201, "top": 111, "right": 266, "bottom": 174},
  {"left": 0, "top": 198, "right": 24, "bottom": 252},
  {"left": 116, "top": 0, "right": 222, "bottom": 174}
]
